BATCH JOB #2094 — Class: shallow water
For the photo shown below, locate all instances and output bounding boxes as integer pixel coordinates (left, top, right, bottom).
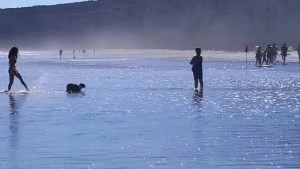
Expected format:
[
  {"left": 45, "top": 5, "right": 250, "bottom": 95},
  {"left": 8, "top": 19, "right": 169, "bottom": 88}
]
[{"left": 0, "top": 51, "right": 299, "bottom": 169}]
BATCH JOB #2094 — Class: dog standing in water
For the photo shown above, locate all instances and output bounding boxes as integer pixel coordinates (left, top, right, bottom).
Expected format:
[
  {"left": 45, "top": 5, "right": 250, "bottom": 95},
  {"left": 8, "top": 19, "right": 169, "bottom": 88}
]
[{"left": 66, "top": 83, "right": 86, "bottom": 93}]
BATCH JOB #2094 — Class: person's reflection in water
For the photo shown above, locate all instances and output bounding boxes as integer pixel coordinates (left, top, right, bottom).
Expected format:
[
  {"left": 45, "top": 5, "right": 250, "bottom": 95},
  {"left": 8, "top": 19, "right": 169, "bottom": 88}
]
[
  {"left": 192, "top": 90, "right": 204, "bottom": 118},
  {"left": 8, "top": 93, "right": 28, "bottom": 169},
  {"left": 192, "top": 90, "right": 203, "bottom": 110},
  {"left": 193, "top": 90, "right": 203, "bottom": 102}
]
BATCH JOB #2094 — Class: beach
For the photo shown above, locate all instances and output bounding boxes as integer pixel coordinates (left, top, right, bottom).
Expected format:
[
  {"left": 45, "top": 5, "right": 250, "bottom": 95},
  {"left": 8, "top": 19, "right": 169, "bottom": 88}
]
[{"left": 0, "top": 49, "right": 299, "bottom": 169}]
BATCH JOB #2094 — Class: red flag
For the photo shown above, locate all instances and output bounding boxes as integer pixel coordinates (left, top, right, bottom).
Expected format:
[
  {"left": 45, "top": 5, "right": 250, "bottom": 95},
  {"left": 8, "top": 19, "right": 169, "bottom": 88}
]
[{"left": 244, "top": 45, "right": 249, "bottom": 53}]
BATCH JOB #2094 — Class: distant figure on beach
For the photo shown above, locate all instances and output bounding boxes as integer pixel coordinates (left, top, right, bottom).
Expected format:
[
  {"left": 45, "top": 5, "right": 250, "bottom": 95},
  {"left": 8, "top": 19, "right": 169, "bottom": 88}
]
[
  {"left": 190, "top": 48, "right": 203, "bottom": 92},
  {"left": 59, "top": 49, "right": 63, "bottom": 59},
  {"left": 261, "top": 49, "right": 267, "bottom": 65},
  {"left": 281, "top": 43, "right": 288, "bottom": 63},
  {"left": 66, "top": 83, "right": 86, "bottom": 93},
  {"left": 272, "top": 43, "right": 278, "bottom": 63},
  {"left": 7, "top": 47, "right": 29, "bottom": 92},
  {"left": 73, "top": 50, "right": 76, "bottom": 58},
  {"left": 255, "top": 46, "right": 262, "bottom": 66},
  {"left": 266, "top": 45, "right": 273, "bottom": 65},
  {"left": 297, "top": 44, "right": 300, "bottom": 63}
]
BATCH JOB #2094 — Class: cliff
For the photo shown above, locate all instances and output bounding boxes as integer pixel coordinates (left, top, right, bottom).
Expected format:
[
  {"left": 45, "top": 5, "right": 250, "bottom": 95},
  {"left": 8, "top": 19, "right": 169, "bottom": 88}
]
[{"left": 0, "top": 0, "right": 299, "bottom": 50}]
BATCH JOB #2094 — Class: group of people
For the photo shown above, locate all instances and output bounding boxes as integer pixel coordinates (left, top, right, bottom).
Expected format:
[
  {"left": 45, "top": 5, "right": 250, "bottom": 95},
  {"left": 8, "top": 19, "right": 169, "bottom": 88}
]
[
  {"left": 5, "top": 45, "right": 300, "bottom": 94},
  {"left": 255, "top": 43, "right": 284, "bottom": 66},
  {"left": 60, "top": 49, "right": 97, "bottom": 59},
  {"left": 255, "top": 43, "right": 300, "bottom": 66},
  {"left": 189, "top": 44, "right": 300, "bottom": 93},
  {"left": 3, "top": 47, "right": 203, "bottom": 93},
  {"left": 4, "top": 46, "right": 203, "bottom": 94}
]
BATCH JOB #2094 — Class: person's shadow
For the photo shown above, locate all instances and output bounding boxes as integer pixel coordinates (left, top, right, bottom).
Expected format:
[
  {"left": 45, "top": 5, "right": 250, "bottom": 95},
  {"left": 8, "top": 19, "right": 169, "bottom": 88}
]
[{"left": 8, "top": 93, "right": 28, "bottom": 169}]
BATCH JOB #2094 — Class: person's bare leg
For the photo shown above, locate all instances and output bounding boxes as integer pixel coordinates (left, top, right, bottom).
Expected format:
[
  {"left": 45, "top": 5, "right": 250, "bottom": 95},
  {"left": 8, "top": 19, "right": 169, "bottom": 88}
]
[
  {"left": 8, "top": 73, "right": 14, "bottom": 91},
  {"left": 16, "top": 73, "right": 29, "bottom": 90}
]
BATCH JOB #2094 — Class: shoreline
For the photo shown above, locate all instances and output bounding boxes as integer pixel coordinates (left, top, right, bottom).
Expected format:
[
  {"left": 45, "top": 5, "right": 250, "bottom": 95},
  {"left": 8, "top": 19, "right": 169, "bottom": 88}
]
[{"left": 0, "top": 49, "right": 299, "bottom": 62}]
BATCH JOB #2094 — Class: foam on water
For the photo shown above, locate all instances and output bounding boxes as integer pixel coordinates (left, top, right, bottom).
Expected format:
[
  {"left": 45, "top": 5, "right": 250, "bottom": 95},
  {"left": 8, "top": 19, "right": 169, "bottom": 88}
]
[{"left": 0, "top": 50, "right": 299, "bottom": 169}]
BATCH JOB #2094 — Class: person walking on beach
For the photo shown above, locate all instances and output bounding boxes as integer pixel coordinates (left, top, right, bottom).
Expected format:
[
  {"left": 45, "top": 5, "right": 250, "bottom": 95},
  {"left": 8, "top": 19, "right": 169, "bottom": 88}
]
[
  {"left": 59, "top": 49, "right": 63, "bottom": 59},
  {"left": 7, "top": 47, "right": 29, "bottom": 92},
  {"left": 190, "top": 48, "right": 203, "bottom": 92},
  {"left": 281, "top": 43, "right": 288, "bottom": 64},
  {"left": 297, "top": 44, "right": 300, "bottom": 63},
  {"left": 272, "top": 43, "right": 278, "bottom": 63},
  {"left": 73, "top": 50, "right": 76, "bottom": 58},
  {"left": 261, "top": 49, "right": 267, "bottom": 65},
  {"left": 266, "top": 45, "right": 273, "bottom": 65},
  {"left": 255, "top": 46, "right": 262, "bottom": 66}
]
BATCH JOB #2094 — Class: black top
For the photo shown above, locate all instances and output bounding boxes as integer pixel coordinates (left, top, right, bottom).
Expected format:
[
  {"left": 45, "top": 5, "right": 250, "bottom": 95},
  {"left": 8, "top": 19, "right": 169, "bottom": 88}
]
[
  {"left": 281, "top": 46, "right": 288, "bottom": 56},
  {"left": 256, "top": 48, "right": 262, "bottom": 58},
  {"left": 266, "top": 47, "right": 274, "bottom": 57},
  {"left": 9, "top": 57, "right": 17, "bottom": 67},
  {"left": 190, "top": 55, "right": 203, "bottom": 72}
]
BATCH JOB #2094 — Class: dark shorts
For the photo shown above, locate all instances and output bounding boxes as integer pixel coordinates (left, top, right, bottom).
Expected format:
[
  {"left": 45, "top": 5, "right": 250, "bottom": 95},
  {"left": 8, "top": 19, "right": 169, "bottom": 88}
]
[{"left": 193, "top": 71, "right": 203, "bottom": 80}]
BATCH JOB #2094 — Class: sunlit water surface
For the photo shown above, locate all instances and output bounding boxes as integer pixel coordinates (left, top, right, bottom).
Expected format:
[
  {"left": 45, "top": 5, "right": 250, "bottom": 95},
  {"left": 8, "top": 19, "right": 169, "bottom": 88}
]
[{"left": 0, "top": 50, "right": 299, "bottom": 169}]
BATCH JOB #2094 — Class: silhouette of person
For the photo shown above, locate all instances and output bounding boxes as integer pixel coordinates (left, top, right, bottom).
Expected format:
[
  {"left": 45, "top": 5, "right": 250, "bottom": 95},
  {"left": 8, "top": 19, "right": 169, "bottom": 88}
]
[
  {"left": 190, "top": 48, "right": 203, "bottom": 91},
  {"left": 255, "top": 46, "right": 262, "bottom": 66},
  {"left": 59, "top": 49, "right": 63, "bottom": 59},
  {"left": 297, "top": 44, "right": 300, "bottom": 63},
  {"left": 272, "top": 43, "right": 278, "bottom": 63},
  {"left": 281, "top": 43, "right": 288, "bottom": 63},
  {"left": 73, "top": 50, "right": 76, "bottom": 58},
  {"left": 7, "top": 47, "right": 29, "bottom": 92},
  {"left": 266, "top": 45, "right": 273, "bottom": 65}
]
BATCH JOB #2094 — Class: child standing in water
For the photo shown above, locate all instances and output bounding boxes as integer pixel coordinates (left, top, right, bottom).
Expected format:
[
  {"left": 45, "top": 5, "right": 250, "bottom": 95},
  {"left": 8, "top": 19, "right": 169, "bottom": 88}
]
[
  {"left": 7, "top": 47, "right": 29, "bottom": 92},
  {"left": 190, "top": 48, "right": 203, "bottom": 92}
]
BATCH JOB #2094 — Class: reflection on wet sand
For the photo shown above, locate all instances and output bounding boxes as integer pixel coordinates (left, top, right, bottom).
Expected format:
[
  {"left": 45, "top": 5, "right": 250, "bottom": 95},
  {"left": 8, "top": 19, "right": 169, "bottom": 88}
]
[
  {"left": 192, "top": 90, "right": 203, "bottom": 110},
  {"left": 8, "top": 93, "right": 28, "bottom": 169},
  {"left": 193, "top": 90, "right": 203, "bottom": 101},
  {"left": 66, "top": 92, "right": 86, "bottom": 98}
]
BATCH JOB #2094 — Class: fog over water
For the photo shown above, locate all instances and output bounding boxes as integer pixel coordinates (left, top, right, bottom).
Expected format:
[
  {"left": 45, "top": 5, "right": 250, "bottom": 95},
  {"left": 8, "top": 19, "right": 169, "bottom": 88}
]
[{"left": 0, "top": 0, "right": 299, "bottom": 50}]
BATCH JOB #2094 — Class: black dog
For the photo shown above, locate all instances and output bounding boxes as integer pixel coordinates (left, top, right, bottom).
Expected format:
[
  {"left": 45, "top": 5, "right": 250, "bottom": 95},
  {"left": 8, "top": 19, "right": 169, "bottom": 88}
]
[{"left": 66, "top": 83, "right": 86, "bottom": 93}]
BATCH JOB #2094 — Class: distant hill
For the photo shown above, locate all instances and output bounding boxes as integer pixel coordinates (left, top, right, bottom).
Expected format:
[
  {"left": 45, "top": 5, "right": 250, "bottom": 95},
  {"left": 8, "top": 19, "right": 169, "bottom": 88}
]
[{"left": 0, "top": 0, "right": 299, "bottom": 50}]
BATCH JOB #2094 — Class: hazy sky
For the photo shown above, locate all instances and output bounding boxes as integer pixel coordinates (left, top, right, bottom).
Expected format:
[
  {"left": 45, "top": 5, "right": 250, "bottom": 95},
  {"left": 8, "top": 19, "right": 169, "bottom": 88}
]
[{"left": 0, "top": 0, "right": 86, "bottom": 9}]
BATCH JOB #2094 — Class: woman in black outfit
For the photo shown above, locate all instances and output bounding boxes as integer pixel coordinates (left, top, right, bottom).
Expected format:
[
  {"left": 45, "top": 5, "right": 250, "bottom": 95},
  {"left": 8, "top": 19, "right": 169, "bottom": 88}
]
[{"left": 7, "top": 47, "right": 29, "bottom": 92}]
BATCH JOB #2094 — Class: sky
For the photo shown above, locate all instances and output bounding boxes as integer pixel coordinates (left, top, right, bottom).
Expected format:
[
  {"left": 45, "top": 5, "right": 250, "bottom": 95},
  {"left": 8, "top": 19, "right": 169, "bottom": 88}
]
[{"left": 0, "top": 0, "right": 86, "bottom": 9}]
